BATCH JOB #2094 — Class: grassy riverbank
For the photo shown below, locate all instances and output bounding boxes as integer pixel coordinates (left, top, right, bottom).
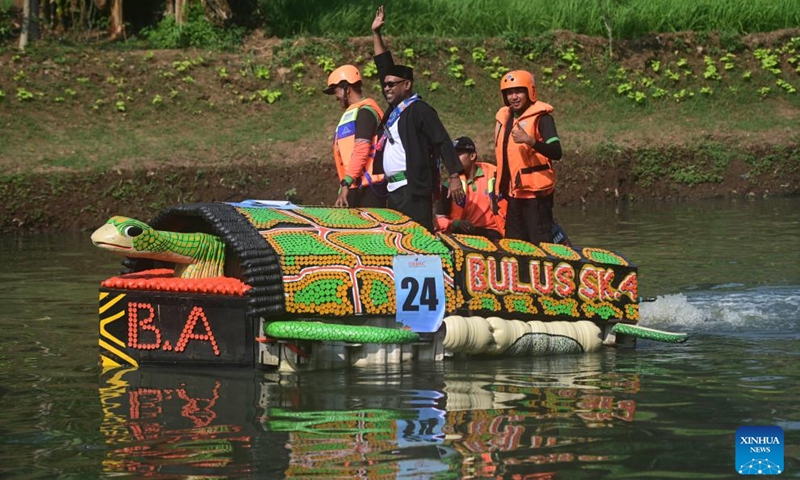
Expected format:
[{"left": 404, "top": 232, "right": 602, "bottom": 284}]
[
  {"left": 262, "top": 0, "right": 800, "bottom": 38},
  {"left": 0, "top": 28, "right": 798, "bottom": 233}
]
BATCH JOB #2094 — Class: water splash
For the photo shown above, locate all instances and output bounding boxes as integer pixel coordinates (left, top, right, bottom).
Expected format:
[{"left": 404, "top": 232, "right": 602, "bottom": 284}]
[
  {"left": 640, "top": 286, "right": 800, "bottom": 333},
  {"left": 640, "top": 294, "right": 705, "bottom": 329}
]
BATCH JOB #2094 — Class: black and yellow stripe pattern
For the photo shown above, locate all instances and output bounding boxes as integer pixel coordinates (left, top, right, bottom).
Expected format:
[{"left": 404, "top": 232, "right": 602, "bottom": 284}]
[{"left": 98, "top": 291, "right": 139, "bottom": 368}]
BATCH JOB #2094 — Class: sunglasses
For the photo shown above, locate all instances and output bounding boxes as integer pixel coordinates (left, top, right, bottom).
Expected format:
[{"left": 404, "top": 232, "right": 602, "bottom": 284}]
[{"left": 384, "top": 79, "right": 407, "bottom": 88}]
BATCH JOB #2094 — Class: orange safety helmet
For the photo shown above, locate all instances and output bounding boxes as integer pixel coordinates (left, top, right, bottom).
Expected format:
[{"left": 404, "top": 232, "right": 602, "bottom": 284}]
[
  {"left": 499, "top": 70, "right": 537, "bottom": 106},
  {"left": 323, "top": 64, "right": 362, "bottom": 94}
]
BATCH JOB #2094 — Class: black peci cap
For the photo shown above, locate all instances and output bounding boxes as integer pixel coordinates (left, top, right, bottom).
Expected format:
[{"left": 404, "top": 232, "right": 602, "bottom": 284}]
[
  {"left": 386, "top": 64, "right": 414, "bottom": 82},
  {"left": 452, "top": 136, "right": 476, "bottom": 152}
]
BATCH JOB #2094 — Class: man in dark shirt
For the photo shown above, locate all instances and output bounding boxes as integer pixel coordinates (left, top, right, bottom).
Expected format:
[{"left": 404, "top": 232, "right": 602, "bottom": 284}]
[{"left": 371, "top": 5, "right": 465, "bottom": 232}]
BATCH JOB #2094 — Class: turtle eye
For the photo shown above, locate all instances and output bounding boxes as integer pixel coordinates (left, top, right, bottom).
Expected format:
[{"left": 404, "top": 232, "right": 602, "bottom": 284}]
[{"left": 124, "top": 225, "right": 143, "bottom": 237}]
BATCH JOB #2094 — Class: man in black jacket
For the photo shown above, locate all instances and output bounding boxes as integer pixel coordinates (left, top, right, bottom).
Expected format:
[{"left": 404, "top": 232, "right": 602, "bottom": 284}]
[{"left": 371, "top": 5, "right": 465, "bottom": 232}]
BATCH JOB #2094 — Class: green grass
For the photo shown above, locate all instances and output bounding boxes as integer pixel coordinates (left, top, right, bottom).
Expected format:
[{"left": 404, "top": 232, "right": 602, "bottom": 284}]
[{"left": 261, "top": 0, "right": 800, "bottom": 39}]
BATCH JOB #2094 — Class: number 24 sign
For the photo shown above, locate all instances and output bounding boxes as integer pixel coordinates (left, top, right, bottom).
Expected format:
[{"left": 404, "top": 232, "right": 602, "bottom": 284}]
[{"left": 393, "top": 255, "right": 445, "bottom": 333}]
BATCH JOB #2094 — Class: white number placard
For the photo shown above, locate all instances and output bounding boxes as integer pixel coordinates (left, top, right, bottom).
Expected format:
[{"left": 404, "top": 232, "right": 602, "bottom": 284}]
[{"left": 393, "top": 255, "right": 445, "bottom": 332}]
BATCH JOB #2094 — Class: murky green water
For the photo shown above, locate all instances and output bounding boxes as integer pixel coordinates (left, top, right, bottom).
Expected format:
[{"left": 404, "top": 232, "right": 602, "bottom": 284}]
[{"left": 1, "top": 198, "right": 798, "bottom": 478}]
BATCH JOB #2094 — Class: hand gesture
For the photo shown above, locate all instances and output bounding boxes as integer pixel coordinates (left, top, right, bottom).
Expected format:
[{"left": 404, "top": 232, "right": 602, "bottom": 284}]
[
  {"left": 372, "top": 5, "right": 385, "bottom": 33},
  {"left": 447, "top": 177, "right": 466, "bottom": 206},
  {"left": 334, "top": 188, "right": 349, "bottom": 207},
  {"left": 455, "top": 220, "right": 475, "bottom": 234},
  {"left": 511, "top": 122, "right": 532, "bottom": 145}
]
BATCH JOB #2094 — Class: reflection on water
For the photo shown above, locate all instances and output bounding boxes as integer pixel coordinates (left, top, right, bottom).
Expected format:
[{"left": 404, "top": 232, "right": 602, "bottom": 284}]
[
  {"left": 99, "top": 367, "right": 281, "bottom": 477},
  {"left": 1, "top": 197, "right": 799, "bottom": 478},
  {"left": 97, "top": 354, "right": 642, "bottom": 478}
]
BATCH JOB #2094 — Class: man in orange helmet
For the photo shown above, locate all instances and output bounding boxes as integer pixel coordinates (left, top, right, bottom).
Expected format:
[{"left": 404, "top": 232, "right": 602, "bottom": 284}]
[
  {"left": 324, "top": 64, "right": 386, "bottom": 208},
  {"left": 494, "top": 70, "right": 563, "bottom": 244}
]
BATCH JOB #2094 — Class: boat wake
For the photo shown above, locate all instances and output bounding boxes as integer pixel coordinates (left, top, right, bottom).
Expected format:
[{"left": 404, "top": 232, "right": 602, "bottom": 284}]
[{"left": 639, "top": 285, "right": 800, "bottom": 333}]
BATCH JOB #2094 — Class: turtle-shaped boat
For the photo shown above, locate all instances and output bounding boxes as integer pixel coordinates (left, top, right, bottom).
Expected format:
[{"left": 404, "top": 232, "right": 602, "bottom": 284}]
[{"left": 93, "top": 200, "right": 686, "bottom": 371}]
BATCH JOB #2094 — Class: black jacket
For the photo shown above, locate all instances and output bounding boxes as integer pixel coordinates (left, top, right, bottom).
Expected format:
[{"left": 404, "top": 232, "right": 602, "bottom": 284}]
[{"left": 374, "top": 51, "right": 463, "bottom": 197}]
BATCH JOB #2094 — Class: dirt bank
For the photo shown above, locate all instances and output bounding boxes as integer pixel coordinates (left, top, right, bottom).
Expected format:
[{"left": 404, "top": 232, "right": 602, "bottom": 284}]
[
  {"left": 1, "top": 144, "right": 796, "bottom": 234},
  {"left": 1, "top": 30, "right": 798, "bottom": 233}
]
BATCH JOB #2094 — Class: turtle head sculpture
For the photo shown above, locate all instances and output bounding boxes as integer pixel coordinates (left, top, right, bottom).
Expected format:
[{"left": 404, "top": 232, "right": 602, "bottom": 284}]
[{"left": 91, "top": 215, "right": 225, "bottom": 279}]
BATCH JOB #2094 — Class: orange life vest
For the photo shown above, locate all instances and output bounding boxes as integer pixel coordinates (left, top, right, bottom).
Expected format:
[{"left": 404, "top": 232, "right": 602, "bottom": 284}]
[
  {"left": 440, "top": 162, "right": 505, "bottom": 235},
  {"left": 333, "top": 98, "right": 384, "bottom": 188},
  {"left": 494, "top": 101, "right": 556, "bottom": 199}
]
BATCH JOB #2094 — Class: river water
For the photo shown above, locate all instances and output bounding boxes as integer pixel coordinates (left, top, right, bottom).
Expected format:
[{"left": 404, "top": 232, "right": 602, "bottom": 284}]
[{"left": 0, "top": 198, "right": 798, "bottom": 479}]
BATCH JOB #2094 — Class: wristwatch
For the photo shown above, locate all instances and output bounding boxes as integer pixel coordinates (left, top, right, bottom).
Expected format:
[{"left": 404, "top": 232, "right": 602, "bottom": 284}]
[{"left": 340, "top": 179, "right": 351, "bottom": 187}]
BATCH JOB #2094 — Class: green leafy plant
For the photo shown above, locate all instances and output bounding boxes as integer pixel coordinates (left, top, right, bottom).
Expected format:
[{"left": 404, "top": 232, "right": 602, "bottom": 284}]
[
  {"left": 703, "top": 56, "right": 721, "bottom": 80},
  {"left": 651, "top": 87, "right": 667, "bottom": 99},
  {"left": 173, "top": 60, "right": 193, "bottom": 72},
  {"left": 673, "top": 89, "right": 694, "bottom": 102},
  {"left": 650, "top": 60, "right": 661, "bottom": 73},
  {"left": 776, "top": 79, "right": 797, "bottom": 94},
  {"left": 720, "top": 53, "right": 736, "bottom": 70},
  {"left": 141, "top": 3, "right": 244, "bottom": 50},
  {"left": 362, "top": 62, "right": 378, "bottom": 79},
  {"left": 631, "top": 149, "right": 667, "bottom": 187},
  {"left": 472, "top": 47, "right": 487, "bottom": 63},
  {"left": 670, "top": 164, "right": 722, "bottom": 185},
  {"left": 256, "top": 89, "right": 283, "bottom": 104},
  {"left": 559, "top": 46, "right": 581, "bottom": 73},
  {"left": 448, "top": 63, "right": 464, "bottom": 79},
  {"left": 16, "top": 88, "right": 34, "bottom": 101},
  {"left": 484, "top": 56, "right": 508, "bottom": 79},
  {"left": 316, "top": 56, "right": 335, "bottom": 74},
  {"left": 291, "top": 61, "right": 306, "bottom": 78},
  {"left": 754, "top": 48, "right": 781, "bottom": 75},
  {"left": 106, "top": 76, "right": 124, "bottom": 87},
  {"left": 630, "top": 91, "right": 646, "bottom": 104},
  {"left": 665, "top": 68, "right": 680, "bottom": 82}
]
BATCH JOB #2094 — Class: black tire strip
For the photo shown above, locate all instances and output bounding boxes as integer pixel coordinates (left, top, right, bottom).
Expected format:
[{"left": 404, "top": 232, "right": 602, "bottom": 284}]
[{"left": 121, "top": 202, "right": 285, "bottom": 319}]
